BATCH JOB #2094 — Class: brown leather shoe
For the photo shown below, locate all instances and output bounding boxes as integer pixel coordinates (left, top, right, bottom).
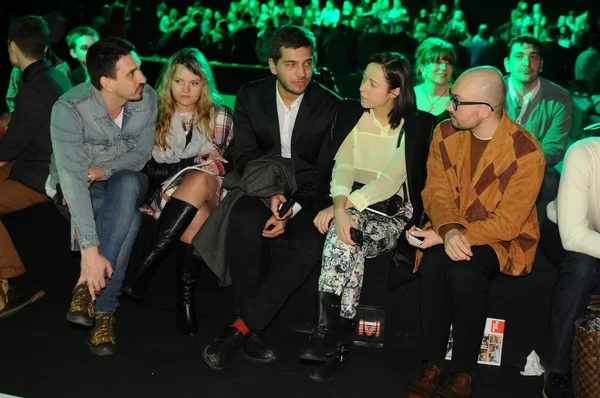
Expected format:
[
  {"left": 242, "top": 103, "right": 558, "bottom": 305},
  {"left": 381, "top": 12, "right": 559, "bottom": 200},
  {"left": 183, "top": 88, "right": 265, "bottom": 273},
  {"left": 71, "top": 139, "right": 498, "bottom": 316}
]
[
  {"left": 438, "top": 373, "right": 473, "bottom": 398},
  {"left": 406, "top": 365, "right": 443, "bottom": 397}
]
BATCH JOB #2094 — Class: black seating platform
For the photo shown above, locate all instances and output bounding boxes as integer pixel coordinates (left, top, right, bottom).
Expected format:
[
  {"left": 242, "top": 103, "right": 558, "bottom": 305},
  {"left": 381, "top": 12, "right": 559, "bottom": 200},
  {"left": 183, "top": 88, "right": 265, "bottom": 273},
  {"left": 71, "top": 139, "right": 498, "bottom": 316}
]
[{"left": 0, "top": 202, "right": 550, "bottom": 397}]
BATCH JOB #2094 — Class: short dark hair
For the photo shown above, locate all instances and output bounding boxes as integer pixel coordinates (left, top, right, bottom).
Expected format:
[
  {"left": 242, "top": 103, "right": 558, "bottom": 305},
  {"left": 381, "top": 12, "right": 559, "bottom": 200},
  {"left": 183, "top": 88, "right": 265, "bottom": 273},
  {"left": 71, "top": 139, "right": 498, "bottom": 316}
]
[
  {"left": 368, "top": 52, "right": 417, "bottom": 130},
  {"left": 269, "top": 25, "right": 316, "bottom": 64},
  {"left": 506, "top": 35, "right": 544, "bottom": 58},
  {"left": 8, "top": 15, "right": 50, "bottom": 60},
  {"left": 66, "top": 26, "right": 99, "bottom": 49},
  {"left": 87, "top": 36, "right": 136, "bottom": 90}
]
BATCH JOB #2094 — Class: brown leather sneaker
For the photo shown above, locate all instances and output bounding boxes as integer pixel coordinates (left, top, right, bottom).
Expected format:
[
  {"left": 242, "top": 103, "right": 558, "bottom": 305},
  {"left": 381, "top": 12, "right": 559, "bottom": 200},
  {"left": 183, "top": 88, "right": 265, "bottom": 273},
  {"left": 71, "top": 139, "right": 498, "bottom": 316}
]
[
  {"left": 406, "top": 365, "right": 444, "bottom": 397},
  {"left": 66, "top": 284, "right": 95, "bottom": 327},
  {"left": 438, "top": 373, "right": 473, "bottom": 398},
  {"left": 88, "top": 314, "right": 116, "bottom": 356}
]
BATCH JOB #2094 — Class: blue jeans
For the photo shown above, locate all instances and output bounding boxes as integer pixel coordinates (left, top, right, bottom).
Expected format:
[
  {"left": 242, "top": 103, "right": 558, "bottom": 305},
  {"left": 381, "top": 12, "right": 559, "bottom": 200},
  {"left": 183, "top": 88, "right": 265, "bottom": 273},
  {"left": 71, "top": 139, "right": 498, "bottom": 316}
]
[
  {"left": 547, "top": 250, "right": 600, "bottom": 374},
  {"left": 57, "top": 170, "right": 148, "bottom": 314}
]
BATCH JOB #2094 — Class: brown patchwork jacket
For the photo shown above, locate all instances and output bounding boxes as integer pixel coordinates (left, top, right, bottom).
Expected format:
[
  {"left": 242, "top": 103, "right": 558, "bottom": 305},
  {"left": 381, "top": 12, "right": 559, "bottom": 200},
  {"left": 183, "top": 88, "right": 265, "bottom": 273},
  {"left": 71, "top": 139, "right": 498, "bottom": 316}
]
[{"left": 416, "top": 113, "right": 545, "bottom": 276}]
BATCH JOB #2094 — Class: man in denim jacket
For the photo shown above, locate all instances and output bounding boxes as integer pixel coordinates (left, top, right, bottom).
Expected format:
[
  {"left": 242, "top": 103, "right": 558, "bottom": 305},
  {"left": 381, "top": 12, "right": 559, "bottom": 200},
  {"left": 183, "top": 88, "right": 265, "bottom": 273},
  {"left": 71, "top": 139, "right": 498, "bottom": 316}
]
[{"left": 47, "top": 37, "right": 156, "bottom": 355}]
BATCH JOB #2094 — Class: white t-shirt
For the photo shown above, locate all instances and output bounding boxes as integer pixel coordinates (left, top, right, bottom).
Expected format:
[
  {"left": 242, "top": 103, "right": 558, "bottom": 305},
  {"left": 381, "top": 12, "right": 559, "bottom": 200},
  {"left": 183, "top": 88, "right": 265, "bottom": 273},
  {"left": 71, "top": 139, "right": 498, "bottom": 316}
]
[{"left": 113, "top": 108, "right": 124, "bottom": 129}]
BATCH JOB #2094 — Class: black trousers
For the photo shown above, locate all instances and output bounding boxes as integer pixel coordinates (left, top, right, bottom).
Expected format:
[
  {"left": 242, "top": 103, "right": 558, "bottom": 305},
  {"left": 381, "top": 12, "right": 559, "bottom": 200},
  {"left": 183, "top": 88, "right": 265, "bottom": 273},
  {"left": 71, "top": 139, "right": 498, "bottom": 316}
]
[
  {"left": 419, "top": 244, "right": 500, "bottom": 374},
  {"left": 227, "top": 196, "right": 324, "bottom": 332}
]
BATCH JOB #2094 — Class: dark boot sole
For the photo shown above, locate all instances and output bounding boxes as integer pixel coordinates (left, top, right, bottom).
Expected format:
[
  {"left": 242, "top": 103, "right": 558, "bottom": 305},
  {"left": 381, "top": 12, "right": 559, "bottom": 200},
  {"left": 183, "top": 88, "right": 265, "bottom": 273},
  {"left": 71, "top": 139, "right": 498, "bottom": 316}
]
[
  {"left": 309, "top": 373, "right": 337, "bottom": 382},
  {"left": 406, "top": 392, "right": 433, "bottom": 398},
  {"left": 542, "top": 390, "right": 549, "bottom": 398},
  {"left": 309, "top": 362, "right": 343, "bottom": 383},
  {"left": 66, "top": 311, "right": 94, "bottom": 327},
  {"left": 0, "top": 290, "right": 45, "bottom": 319},
  {"left": 87, "top": 343, "right": 115, "bottom": 356},
  {"left": 202, "top": 346, "right": 227, "bottom": 371},
  {"left": 437, "top": 388, "right": 475, "bottom": 398},
  {"left": 176, "top": 316, "right": 198, "bottom": 337},
  {"left": 178, "top": 330, "right": 198, "bottom": 338},
  {"left": 242, "top": 347, "right": 276, "bottom": 364},
  {"left": 405, "top": 386, "right": 436, "bottom": 398}
]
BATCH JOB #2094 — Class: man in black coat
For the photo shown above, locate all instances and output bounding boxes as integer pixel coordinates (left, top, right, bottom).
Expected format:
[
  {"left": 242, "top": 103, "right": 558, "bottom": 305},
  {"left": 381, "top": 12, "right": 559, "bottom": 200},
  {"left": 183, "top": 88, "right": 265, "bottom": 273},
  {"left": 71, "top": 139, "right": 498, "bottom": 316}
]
[
  {"left": 202, "top": 25, "right": 341, "bottom": 371},
  {"left": 0, "top": 16, "right": 72, "bottom": 318}
]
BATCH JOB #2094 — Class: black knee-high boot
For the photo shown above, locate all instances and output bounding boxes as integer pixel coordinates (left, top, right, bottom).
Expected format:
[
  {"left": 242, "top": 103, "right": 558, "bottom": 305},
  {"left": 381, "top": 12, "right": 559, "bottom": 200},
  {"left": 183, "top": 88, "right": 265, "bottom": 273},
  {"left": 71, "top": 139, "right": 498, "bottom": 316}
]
[
  {"left": 176, "top": 242, "right": 200, "bottom": 336},
  {"left": 300, "top": 291, "right": 341, "bottom": 362},
  {"left": 122, "top": 198, "right": 197, "bottom": 300}
]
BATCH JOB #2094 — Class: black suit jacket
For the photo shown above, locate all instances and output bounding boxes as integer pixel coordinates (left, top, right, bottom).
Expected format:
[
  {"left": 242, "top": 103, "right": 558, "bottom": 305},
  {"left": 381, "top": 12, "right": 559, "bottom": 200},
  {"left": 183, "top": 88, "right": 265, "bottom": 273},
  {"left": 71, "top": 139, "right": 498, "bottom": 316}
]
[
  {"left": 322, "top": 100, "right": 436, "bottom": 228},
  {"left": 232, "top": 76, "right": 341, "bottom": 209},
  {"left": 0, "top": 60, "right": 72, "bottom": 193}
]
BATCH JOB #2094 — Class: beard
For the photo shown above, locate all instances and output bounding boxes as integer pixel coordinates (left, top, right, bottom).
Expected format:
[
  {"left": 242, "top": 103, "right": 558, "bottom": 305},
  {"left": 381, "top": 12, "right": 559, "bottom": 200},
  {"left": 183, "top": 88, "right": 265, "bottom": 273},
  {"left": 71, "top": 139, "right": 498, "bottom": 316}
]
[
  {"left": 277, "top": 76, "right": 310, "bottom": 96},
  {"left": 125, "top": 85, "right": 145, "bottom": 102}
]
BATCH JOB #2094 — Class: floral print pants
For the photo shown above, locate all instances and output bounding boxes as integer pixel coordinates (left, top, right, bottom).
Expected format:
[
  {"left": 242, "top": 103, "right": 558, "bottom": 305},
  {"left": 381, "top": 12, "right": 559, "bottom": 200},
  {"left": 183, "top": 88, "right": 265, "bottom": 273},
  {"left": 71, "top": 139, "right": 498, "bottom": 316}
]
[{"left": 318, "top": 208, "right": 407, "bottom": 319}]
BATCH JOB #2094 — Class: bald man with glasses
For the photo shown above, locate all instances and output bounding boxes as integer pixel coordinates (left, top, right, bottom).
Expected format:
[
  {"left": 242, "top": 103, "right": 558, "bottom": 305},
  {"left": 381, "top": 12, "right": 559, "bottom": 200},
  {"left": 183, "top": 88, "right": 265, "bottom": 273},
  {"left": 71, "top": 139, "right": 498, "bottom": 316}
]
[{"left": 405, "top": 67, "right": 545, "bottom": 398}]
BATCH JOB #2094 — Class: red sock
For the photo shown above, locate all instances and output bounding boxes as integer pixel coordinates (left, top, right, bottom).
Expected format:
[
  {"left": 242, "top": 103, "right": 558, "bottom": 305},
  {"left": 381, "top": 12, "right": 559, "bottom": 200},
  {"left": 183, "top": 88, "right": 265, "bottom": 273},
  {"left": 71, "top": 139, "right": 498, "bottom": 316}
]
[{"left": 231, "top": 317, "right": 251, "bottom": 335}]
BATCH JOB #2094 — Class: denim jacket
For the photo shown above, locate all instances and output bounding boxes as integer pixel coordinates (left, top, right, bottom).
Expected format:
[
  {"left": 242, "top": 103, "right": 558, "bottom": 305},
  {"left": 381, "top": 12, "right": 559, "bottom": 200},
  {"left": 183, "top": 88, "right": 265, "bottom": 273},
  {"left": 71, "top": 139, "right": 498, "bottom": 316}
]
[{"left": 47, "top": 83, "right": 157, "bottom": 250}]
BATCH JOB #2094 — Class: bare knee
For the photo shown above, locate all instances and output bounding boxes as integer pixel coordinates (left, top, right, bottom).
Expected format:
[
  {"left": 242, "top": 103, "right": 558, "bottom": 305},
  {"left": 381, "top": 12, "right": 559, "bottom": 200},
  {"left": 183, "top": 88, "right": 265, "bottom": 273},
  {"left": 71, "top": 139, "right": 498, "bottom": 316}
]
[
  {"left": 181, "top": 171, "right": 216, "bottom": 189},
  {"left": 173, "top": 171, "right": 219, "bottom": 206}
]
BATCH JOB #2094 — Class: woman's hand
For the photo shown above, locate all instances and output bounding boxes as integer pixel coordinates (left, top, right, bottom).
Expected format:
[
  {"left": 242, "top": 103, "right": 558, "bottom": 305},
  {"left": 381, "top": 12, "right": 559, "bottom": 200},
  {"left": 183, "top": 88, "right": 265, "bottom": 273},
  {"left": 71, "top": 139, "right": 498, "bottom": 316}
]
[
  {"left": 405, "top": 226, "right": 443, "bottom": 249},
  {"left": 313, "top": 205, "right": 335, "bottom": 234},
  {"left": 206, "top": 154, "right": 228, "bottom": 164},
  {"left": 196, "top": 154, "right": 228, "bottom": 165},
  {"left": 334, "top": 209, "right": 358, "bottom": 245},
  {"left": 196, "top": 154, "right": 229, "bottom": 176}
]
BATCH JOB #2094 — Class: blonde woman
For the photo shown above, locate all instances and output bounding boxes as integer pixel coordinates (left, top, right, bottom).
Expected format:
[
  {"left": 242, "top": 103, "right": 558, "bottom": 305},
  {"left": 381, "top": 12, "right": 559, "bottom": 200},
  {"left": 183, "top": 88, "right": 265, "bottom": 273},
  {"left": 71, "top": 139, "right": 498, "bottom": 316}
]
[
  {"left": 122, "top": 48, "right": 233, "bottom": 336},
  {"left": 414, "top": 37, "right": 456, "bottom": 124}
]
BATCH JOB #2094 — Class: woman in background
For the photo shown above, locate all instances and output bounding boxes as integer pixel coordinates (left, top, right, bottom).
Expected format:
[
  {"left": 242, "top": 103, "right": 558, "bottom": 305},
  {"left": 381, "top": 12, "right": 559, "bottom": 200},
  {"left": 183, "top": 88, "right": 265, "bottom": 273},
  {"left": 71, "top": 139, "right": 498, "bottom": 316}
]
[{"left": 414, "top": 37, "right": 456, "bottom": 124}]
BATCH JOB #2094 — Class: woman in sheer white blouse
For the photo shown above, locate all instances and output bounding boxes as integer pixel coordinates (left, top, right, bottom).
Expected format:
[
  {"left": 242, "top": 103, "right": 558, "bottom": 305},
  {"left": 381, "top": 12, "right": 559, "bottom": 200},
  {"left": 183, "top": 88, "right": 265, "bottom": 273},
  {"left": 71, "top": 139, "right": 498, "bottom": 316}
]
[{"left": 300, "top": 52, "right": 436, "bottom": 381}]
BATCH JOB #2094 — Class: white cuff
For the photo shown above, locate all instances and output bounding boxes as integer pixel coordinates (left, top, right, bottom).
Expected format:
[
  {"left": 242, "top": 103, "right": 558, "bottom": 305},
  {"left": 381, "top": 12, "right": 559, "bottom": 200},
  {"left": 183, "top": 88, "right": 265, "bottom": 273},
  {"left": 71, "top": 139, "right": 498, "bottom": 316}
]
[{"left": 291, "top": 202, "right": 303, "bottom": 218}]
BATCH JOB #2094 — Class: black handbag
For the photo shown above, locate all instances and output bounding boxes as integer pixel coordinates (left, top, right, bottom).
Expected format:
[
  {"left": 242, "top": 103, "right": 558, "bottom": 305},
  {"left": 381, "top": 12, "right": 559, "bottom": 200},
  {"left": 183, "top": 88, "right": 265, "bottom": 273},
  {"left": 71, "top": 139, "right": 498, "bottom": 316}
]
[
  {"left": 352, "top": 181, "right": 410, "bottom": 218},
  {"left": 353, "top": 305, "right": 386, "bottom": 348}
]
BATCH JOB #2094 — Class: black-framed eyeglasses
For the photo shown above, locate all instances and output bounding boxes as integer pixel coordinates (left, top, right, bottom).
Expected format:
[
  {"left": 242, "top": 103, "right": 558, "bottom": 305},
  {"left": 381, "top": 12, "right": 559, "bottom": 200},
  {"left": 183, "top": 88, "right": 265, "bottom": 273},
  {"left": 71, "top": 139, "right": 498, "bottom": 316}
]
[{"left": 449, "top": 88, "right": 494, "bottom": 112}]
